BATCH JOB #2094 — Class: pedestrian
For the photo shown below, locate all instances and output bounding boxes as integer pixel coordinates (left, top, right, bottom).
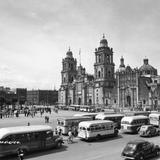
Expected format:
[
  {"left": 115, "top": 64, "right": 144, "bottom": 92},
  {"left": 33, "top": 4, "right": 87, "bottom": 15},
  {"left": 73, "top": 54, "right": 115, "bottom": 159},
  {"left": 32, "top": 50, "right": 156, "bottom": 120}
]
[
  {"left": 27, "top": 122, "right": 30, "bottom": 126},
  {"left": 45, "top": 116, "right": 47, "bottom": 123},
  {"left": 73, "top": 127, "right": 78, "bottom": 137},
  {"left": 55, "top": 128, "right": 58, "bottom": 135},
  {"left": 67, "top": 130, "right": 73, "bottom": 143},
  {"left": 17, "top": 148, "right": 24, "bottom": 160},
  {"left": 47, "top": 116, "right": 49, "bottom": 123},
  {"left": 58, "top": 128, "right": 62, "bottom": 136}
]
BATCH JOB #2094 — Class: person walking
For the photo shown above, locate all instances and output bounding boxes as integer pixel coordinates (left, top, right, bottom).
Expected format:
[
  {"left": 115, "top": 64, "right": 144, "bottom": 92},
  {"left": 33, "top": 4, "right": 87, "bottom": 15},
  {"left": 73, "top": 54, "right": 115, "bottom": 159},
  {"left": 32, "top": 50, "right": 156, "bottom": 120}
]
[
  {"left": 67, "top": 130, "right": 73, "bottom": 143},
  {"left": 17, "top": 148, "right": 24, "bottom": 160}
]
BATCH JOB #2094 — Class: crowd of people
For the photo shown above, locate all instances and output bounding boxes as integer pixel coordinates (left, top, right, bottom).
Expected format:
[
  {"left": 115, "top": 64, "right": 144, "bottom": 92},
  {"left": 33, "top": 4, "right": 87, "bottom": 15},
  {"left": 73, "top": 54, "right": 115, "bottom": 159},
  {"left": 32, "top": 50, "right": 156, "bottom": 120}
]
[{"left": 0, "top": 105, "right": 57, "bottom": 119}]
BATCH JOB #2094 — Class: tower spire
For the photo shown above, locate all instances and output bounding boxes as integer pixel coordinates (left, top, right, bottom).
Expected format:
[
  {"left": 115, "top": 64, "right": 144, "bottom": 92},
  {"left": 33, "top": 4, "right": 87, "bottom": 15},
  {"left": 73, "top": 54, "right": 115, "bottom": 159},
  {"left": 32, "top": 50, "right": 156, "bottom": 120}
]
[
  {"left": 79, "top": 48, "right": 81, "bottom": 66},
  {"left": 102, "top": 33, "right": 105, "bottom": 39}
]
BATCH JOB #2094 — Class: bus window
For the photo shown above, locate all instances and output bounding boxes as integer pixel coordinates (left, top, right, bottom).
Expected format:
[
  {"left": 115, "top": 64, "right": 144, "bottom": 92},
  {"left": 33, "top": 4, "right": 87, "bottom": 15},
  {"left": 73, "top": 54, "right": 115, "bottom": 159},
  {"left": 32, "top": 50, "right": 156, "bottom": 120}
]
[
  {"left": 46, "top": 131, "right": 53, "bottom": 140},
  {"left": 87, "top": 128, "right": 90, "bottom": 131}
]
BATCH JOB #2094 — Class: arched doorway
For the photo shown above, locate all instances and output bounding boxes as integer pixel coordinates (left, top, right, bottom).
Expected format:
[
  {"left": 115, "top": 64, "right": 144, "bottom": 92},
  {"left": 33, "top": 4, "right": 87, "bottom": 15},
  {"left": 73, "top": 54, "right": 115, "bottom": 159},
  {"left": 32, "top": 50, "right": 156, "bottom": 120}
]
[
  {"left": 78, "top": 98, "right": 81, "bottom": 105},
  {"left": 127, "top": 96, "right": 131, "bottom": 106},
  {"left": 105, "top": 99, "right": 108, "bottom": 106},
  {"left": 89, "top": 99, "right": 92, "bottom": 105}
]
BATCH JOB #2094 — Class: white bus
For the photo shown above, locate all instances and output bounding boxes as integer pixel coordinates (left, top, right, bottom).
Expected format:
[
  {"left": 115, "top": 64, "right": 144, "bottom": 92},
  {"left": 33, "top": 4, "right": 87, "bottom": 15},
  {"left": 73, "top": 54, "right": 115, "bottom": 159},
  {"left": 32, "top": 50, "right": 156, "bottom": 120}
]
[
  {"left": 74, "top": 113, "right": 98, "bottom": 120},
  {"left": 79, "top": 105, "right": 96, "bottom": 112},
  {"left": 78, "top": 120, "right": 118, "bottom": 140},
  {"left": 149, "top": 113, "right": 160, "bottom": 127},
  {"left": 121, "top": 115, "right": 149, "bottom": 133},
  {"left": 0, "top": 125, "right": 63, "bottom": 157},
  {"left": 95, "top": 114, "right": 124, "bottom": 129},
  {"left": 56, "top": 116, "right": 92, "bottom": 135}
]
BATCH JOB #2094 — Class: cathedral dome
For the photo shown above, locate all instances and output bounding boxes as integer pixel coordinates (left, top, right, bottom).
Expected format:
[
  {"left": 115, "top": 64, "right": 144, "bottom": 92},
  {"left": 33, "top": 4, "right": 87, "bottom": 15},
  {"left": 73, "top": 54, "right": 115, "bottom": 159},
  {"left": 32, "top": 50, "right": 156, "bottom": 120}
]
[
  {"left": 100, "top": 34, "right": 108, "bottom": 47},
  {"left": 66, "top": 47, "right": 73, "bottom": 58},
  {"left": 139, "top": 58, "right": 157, "bottom": 76}
]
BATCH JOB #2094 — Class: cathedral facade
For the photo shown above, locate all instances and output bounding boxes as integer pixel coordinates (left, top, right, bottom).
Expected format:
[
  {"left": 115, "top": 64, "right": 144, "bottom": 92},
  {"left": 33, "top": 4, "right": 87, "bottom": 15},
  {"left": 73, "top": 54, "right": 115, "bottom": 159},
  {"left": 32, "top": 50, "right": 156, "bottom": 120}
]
[{"left": 58, "top": 35, "right": 160, "bottom": 110}]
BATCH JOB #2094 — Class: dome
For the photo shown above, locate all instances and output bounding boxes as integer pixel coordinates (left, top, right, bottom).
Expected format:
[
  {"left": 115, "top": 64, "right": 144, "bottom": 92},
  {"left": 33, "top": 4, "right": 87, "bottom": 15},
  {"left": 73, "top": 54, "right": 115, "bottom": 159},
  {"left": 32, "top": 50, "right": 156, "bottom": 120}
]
[
  {"left": 66, "top": 47, "right": 73, "bottom": 58},
  {"left": 139, "top": 58, "right": 157, "bottom": 76},
  {"left": 100, "top": 34, "right": 108, "bottom": 47}
]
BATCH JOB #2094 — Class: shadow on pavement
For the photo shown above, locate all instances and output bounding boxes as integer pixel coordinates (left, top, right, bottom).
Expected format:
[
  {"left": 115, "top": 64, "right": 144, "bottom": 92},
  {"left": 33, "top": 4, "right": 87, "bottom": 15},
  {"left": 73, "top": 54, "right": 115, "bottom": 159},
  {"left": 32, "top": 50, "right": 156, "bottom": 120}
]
[
  {"left": 1, "top": 145, "right": 68, "bottom": 160},
  {"left": 81, "top": 134, "right": 123, "bottom": 143}
]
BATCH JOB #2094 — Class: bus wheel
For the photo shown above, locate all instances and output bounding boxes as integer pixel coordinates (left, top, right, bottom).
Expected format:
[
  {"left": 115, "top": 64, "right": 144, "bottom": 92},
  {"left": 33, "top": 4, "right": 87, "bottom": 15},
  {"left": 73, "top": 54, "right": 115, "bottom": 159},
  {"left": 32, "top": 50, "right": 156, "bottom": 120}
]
[{"left": 96, "top": 134, "right": 101, "bottom": 140}]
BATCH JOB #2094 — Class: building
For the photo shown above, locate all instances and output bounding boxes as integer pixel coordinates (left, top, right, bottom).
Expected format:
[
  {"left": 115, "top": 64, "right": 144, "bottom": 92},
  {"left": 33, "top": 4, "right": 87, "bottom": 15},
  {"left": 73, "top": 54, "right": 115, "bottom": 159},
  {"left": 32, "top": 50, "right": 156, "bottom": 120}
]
[
  {"left": 116, "top": 57, "right": 158, "bottom": 110},
  {"left": 27, "top": 90, "right": 58, "bottom": 105},
  {"left": 16, "top": 88, "right": 27, "bottom": 105},
  {"left": 59, "top": 35, "right": 116, "bottom": 107},
  {"left": 59, "top": 35, "right": 160, "bottom": 110}
]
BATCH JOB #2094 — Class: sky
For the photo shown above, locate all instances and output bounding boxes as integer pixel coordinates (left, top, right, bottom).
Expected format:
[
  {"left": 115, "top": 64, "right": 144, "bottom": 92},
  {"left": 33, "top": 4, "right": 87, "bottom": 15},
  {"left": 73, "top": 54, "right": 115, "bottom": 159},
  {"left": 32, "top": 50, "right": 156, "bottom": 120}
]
[{"left": 0, "top": 0, "right": 160, "bottom": 90}]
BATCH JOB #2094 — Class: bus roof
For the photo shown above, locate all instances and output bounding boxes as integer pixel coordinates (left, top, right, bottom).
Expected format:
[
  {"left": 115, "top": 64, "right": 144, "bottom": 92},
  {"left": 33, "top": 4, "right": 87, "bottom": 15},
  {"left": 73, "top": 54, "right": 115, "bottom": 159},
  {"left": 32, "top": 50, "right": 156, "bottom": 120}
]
[
  {"left": 79, "top": 120, "right": 113, "bottom": 127},
  {"left": 124, "top": 111, "right": 149, "bottom": 116},
  {"left": 149, "top": 113, "right": 160, "bottom": 117},
  {"left": 96, "top": 113, "right": 124, "bottom": 119},
  {"left": 121, "top": 115, "right": 148, "bottom": 123},
  {"left": 0, "top": 125, "right": 52, "bottom": 140},
  {"left": 74, "top": 113, "right": 98, "bottom": 117},
  {"left": 57, "top": 116, "right": 91, "bottom": 121}
]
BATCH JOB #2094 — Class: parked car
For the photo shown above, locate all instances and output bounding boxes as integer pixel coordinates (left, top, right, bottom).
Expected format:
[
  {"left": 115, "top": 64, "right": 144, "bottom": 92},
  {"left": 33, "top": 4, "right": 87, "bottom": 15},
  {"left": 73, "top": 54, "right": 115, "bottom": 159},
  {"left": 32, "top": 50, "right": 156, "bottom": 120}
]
[
  {"left": 121, "top": 139, "right": 160, "bottom": 160},
  {"left": 138, "top": 124, "right": 160, "bottom": 137}
]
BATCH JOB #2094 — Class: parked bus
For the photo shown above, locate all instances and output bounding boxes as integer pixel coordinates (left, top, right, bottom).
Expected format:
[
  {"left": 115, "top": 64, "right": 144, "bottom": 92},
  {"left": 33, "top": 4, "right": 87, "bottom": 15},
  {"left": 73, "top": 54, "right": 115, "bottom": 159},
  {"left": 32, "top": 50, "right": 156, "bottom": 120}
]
[
  {"left": 124, "top": 111, "right": 150, "bottom": 117},
  {"left": 121, "top": 115, "right": 149, "bottom": 133},
  {"left": 74, "top": 113, "right": 98, "bottom": 120},
  {"left": 78, "top": 120, "right": 118, "bottom": 140},
  {"left": 95, "top": 114, "right": 124, "bottom": 129},
  {"left": 68, "top": 105, "right": 80, "bottom": 111},
  {"left": 79, "top": 105, "right": 96, "bottom": 112},
  {"left": 0, "top": 125, "right": 63, "bottom": 157},
  {"left": 149, "top": 113, "right": 160, "bottom": 127},
  {"left": 56, "top": 116, "right": 92, "bottom": 134}
]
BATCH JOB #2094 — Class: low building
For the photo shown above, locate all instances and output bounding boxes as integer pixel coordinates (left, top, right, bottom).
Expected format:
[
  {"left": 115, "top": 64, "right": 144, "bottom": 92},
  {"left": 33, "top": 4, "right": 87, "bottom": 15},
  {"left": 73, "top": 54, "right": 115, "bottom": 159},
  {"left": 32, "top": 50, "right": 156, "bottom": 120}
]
[{"left": 27, "top": 90, "right": 58, "bottom": 105}]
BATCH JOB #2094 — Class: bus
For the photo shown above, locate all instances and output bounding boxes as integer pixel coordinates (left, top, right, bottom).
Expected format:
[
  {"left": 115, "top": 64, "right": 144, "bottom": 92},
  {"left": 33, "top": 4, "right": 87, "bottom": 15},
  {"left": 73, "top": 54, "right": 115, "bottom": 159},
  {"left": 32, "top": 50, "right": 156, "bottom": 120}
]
[
  {"left": 79, "top": 105, "right": 96, "bottom": 112},
  {"left": 95, "top": 114, "right": 124, "bottom": 129},
  {"left": 78, "top": 120, "right": 118, "bottom": 140},
  {"left": 56, "top": 116, "right": 92, "bottom": 135},
  {"left": 0, "top": 125, "right": 63, "bottom": 157},
  {"left": 121, "top": 115, "right": 149, "bottom": 133},
  {"left": 68, "top": 105, "right": 80, "bottom": 111},
  {"left": 149, "top": 113, "right": 160, "bottom": 127},
  {"left": 124, "top": 111, "right": 150, "bottom": 117},
  {"left": 74, "top": 113, "right": 98, "bottom": 120}
]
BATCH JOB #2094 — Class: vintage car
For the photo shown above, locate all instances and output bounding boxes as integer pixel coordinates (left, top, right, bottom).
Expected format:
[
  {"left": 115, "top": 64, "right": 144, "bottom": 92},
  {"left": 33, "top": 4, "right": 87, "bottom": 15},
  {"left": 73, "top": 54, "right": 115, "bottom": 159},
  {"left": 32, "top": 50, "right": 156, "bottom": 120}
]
[
  {"left": 138, "top": 124, "right": 160, "bottom": 137},
  {"left": 121, "top": 140, "right": 160, "bottom": 160}
]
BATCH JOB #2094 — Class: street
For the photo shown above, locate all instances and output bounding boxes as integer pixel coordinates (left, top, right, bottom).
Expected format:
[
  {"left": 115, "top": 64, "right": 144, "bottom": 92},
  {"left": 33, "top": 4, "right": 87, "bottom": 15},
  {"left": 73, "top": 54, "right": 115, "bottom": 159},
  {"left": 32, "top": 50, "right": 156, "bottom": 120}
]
[{"left": 1, "top": 110, "right": 160, "bottom": 160}]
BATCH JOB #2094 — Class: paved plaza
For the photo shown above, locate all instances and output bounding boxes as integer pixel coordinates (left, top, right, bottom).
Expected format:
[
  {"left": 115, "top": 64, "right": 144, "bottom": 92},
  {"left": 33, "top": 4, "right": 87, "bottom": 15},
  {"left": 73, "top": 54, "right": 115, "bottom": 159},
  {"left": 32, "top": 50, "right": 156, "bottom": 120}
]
[{"left": 1, "top": 110, "right": 160, "bottom": 160}]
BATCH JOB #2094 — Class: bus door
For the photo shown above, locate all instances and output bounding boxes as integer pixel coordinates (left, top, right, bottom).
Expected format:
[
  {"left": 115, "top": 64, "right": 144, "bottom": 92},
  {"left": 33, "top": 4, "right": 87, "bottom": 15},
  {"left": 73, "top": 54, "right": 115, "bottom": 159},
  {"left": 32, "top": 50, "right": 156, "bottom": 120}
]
[
  {"left": 45, "top": 131, "right": 56, "bottom": 148},
  {"left": 29, "top": 132, "right": 44, "bottom": 150}
]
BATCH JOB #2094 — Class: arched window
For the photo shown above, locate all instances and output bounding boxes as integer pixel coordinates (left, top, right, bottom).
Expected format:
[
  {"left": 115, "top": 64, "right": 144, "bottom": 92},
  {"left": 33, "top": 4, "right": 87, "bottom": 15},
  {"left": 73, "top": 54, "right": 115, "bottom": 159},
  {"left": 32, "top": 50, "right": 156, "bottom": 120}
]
[
  {"left": 71, "top": 76, "right": 74, "bottom": 82},
  {"left": 108, "top": 71, "right": 111, "bottom": 77},
  {"left": 98, "top": 71, "right": 101, "bottom": 78}
]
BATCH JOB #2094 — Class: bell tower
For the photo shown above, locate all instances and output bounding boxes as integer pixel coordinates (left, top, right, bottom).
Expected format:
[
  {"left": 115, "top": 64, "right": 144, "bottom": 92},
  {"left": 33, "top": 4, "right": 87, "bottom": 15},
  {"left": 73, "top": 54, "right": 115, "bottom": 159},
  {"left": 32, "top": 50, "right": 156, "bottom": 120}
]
[
  {"left": 61, "top": 48, "right": 77, "bottom": 86},
  {"left": 94, "top": 35, "right": 115, "bottom": 105},
  {"left": 94, "top": 34, "right": 115, "bottom": 86}
]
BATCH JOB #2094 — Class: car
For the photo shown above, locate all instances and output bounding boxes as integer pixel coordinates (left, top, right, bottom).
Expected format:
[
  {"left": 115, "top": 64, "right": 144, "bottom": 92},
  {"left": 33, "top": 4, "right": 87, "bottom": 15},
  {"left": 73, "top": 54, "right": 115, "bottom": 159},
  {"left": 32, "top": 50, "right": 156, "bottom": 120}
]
[
  {"left": 138, "top": 124, "right": 160, "bottom": 137},
  {"left": 121, "top": 139, "right": 160, "bottom": 160}
]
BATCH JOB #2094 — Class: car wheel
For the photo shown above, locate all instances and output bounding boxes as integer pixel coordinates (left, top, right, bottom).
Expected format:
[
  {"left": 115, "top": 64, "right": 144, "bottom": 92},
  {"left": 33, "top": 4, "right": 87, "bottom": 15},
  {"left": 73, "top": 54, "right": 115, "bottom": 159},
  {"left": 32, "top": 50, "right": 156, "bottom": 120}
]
[
  {"left": 138, "top": 155, "right": 144, "bottom": 160},
  {"left": 57, "top": 141, "right": 62, "bottom": 148},
  {"left": 156, "top": 149, "right": 160, "bottom": 156}
]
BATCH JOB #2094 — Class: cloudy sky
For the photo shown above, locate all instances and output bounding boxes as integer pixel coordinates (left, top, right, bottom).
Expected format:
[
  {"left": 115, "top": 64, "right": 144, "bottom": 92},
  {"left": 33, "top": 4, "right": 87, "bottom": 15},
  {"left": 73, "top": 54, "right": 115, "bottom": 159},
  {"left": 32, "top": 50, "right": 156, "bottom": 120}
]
[{"left": 0, "top": 0, "right": 160, "bottom": 90}]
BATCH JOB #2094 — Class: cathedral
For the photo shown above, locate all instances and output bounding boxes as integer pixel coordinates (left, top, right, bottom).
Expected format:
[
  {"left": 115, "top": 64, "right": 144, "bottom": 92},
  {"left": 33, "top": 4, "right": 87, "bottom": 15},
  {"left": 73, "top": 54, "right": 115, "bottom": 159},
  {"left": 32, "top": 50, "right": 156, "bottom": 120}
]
[{"left": 58, "top": 35, "right": 160, "bottom": 110}]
